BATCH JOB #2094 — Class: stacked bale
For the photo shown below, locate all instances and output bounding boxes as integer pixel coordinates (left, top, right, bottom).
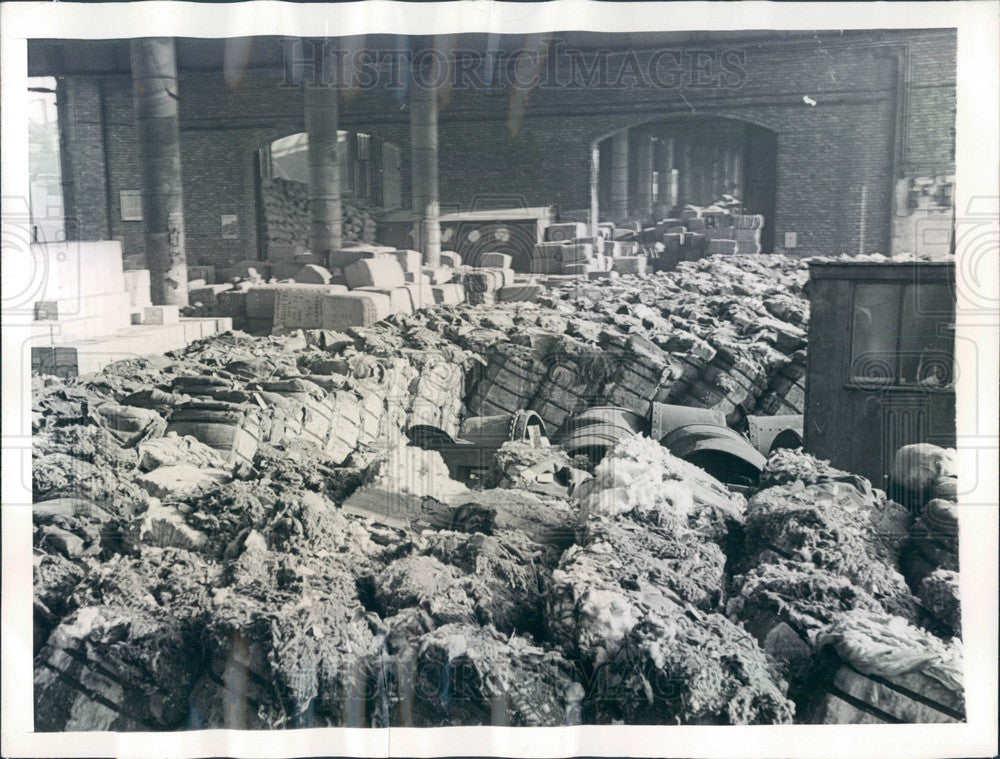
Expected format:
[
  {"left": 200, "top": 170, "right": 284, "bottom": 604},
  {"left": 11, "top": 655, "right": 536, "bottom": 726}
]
[
  {"left": 547, "top": 436, "right": 795, "bottom": 725},
  {"left": 468, "top": 344, "right": 548, "bottom": 417}
]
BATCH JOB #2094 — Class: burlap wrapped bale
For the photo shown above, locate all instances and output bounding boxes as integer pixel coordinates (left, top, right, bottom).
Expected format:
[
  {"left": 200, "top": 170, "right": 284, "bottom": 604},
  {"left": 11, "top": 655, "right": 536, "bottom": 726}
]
[
  {"left": 411, "top": 623, "right": 584, "bottom": 726},
  {"left": 589, "top": 608, "right": 795, "bottom": 725},
  {"left": 34, "top": 602, "right": 204, "bottom": 731},
  {"left": 743, "top": 483, "right": 920, "bottom": 622},
  {"left": 810, "top": 609, "right": 965, "bottom": 724},
  {"left": 374, "top": 555, "right": 479, "bottom": 626},
  {"left": 417, "top": 528, "right": 549, "bottom": 635},
  {"left": 320, "top": 291, "right": 393, "bottom": 332},
  {"left": 918, "top": 568, "right": 961, "bottom": 639},
  {"left": 344, "top": 257, "right": 406, "bottom": 290}
]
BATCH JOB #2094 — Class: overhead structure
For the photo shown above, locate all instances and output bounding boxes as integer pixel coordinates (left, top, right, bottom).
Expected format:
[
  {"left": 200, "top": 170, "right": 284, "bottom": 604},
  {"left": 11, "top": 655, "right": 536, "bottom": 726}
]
[{"left": 130, "top": 37, "right": 188, "bottom": 306}]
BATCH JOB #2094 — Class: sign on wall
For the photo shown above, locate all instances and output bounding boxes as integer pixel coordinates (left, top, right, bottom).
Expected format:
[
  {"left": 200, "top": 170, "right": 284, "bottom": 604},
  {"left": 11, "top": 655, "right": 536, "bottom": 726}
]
[
  {"left": 221, "top": 214, "right": 238, "bottom": 239},
  {"left": 119, "top": 190, "right": 143, "bottom": 221}
]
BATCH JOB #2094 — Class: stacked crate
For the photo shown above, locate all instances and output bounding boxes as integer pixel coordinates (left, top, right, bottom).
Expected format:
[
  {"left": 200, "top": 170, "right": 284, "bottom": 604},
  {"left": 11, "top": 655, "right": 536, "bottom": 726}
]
[{"left": 29, "top": 241, "right": 230, "bottom": 377}]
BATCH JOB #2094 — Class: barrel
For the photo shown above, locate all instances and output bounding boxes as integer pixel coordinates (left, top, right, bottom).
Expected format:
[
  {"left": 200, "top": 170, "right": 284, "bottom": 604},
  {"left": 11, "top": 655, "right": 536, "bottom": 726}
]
[
  {"left": 459, "top": 410, "right": 547, "bottom": 447},
  {"left": 166, "top": 403, "right": 261, "bottom": 465},
  {"left": 659, "top": 422, "right": 765, "bottom": 486},
  {"left": 559, "top": 406, "right": 645, "bottom": 464}
]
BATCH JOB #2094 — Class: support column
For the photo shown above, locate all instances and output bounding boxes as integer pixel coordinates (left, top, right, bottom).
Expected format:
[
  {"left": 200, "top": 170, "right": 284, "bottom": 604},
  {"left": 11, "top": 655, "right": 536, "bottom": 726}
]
[
  {"left": 637, "top": 134, "right": 655, "bottom": 219},
  {"left": 589, "top": 142, "right": 600, "bottom": 236},
  {"left": 130, "top": 38, "right": 187, "bottom": 306},
  {"left": 681, "top": 140, "right": 692, "bottom": 208},
  {"left": 409, "top": 47, "right": 441, "bottom": 267},
  {"left": 304, "top": 84, "right": 342, "bottom": 266},
  {"left": 610, "top": 130, "right": 629, "bottom": 221}
]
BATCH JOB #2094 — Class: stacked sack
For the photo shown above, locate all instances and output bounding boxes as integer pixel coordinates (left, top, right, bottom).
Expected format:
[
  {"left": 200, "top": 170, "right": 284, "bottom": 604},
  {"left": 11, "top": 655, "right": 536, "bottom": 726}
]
[
  {"left": 548, "top": 436, "right": 796, "bottom": 725},
  {"left": 727, "top": 447, "right": 965, "bottom": 724}
]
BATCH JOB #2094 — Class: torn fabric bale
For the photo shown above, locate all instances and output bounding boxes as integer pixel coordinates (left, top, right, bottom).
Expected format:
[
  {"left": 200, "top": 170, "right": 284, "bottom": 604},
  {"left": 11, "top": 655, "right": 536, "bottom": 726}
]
[
  {"left": 410, "top": 623, "right": 583, "bottom": 726},
  {"left": 809, "top": 609, "right": 965, "bottom": 724}
]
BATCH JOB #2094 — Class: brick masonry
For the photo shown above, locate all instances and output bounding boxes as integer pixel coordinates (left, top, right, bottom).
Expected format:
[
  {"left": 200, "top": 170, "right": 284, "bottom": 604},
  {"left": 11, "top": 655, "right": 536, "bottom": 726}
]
[{"left": 39, "top": 29, "right": 956, "bottom": 264}]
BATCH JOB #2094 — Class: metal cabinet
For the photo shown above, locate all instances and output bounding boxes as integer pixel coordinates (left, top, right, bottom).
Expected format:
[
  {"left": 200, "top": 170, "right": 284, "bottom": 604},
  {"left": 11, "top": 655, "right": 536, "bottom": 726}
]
[{"left": 804, "top": 260, "right": 956, "bottom": 486}]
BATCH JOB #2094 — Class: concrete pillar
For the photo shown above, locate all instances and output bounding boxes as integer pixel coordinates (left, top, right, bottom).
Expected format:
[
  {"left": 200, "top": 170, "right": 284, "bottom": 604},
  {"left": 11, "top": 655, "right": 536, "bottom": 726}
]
[
  {"left": 304, "top": 84, "right": 342, "bottom": 267},
  {"left": 610, "top": 130, "right": 629, "bottom": 221},
  {"left": 656, "top": 137, "right": 673, "bottom": 209},
  {"left": 637, "top": 135, "right": 655, "bottom": 219},
  {"left": 589, "top": 142, "right": 600, "bottom": 236},
  {"left": 681, "top": 140, "right": 692, "bottom": 208},
  {"left": 130, "top": 38, "right": 187, "bottom": 306},
  {"left": 409, "top": 49, "right": 441, "bottom": 267}
]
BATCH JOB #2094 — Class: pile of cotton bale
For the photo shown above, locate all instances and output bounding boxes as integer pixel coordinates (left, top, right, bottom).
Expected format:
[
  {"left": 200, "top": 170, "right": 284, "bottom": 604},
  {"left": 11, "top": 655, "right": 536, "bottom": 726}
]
[
  {"left": 531, "top": 224, "right": 646, "bottom": 278},
  {"left": 31, "top": 242, "right": 964, "bottom": 729},
  {"left": 261, "top": 178, "right": 377, "bottom": 248},
  {"left": 186, "top": 244, "right": 468, "bottom": 335}
]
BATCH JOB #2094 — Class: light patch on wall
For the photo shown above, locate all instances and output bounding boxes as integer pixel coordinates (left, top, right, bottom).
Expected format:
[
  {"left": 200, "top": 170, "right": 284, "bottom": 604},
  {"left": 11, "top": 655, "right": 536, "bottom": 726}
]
[
  {"left": 223, "top": 37, "right": 253, "bottom": 90},
  {"left": 221, "top": 214, "right": 238, "bottom": 239}
]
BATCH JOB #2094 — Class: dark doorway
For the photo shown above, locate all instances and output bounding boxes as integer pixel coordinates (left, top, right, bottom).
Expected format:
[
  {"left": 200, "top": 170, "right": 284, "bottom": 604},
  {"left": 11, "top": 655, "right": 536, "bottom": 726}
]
[{"left": 596, "top": 118, "right": 779, "bottom": 252}]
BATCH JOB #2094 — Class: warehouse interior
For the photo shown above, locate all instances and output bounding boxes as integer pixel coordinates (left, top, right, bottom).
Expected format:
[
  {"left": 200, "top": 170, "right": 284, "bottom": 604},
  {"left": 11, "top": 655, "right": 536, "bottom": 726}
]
[{"left": 25, "top": 29, "right": 964, "bottom": 730}]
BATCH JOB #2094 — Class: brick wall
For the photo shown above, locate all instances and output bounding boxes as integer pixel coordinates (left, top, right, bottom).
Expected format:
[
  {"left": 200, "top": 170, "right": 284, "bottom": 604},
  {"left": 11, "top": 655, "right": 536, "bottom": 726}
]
[{"left": 51, "top": 28, "right": 956, "bottom": 264}]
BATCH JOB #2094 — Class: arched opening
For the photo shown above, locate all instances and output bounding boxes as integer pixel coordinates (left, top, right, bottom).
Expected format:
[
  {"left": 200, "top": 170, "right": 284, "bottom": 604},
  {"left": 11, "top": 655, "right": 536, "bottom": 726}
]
[
  {"left": 254, "top": 131, "right": 403, "bottom": 258},
  {"left": 593, "top": 117, "right": 778, "bottom": 252}
]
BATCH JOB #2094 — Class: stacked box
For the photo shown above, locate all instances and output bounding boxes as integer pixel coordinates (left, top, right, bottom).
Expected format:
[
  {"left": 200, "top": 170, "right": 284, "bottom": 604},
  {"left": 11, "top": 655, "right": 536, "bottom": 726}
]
[
  {"left": 328, "top": 244, "right": 396, "bottom": 272},
  {"left": 31, "top": 317, "right": 231, "bottom": 378},
  {"left": 28, "top": 241, "right": 136, "bottom": 347},
  {"left": 26, "top": 241, "right": 126, "bottom": 301},
  {"left": 272, "top": 284, "right": 351, "bottom": 330},
  {"left": 215, "top": 290, "right": 248, "bottom": 318},
  {"left": 461, "top": 268, "right": 511, "bottom": 293},
  {"left": 545, "top": 222, "right": 587, "bottom": 242},
  {"left": 421, "top": 266, "right": 454, "bottom": 285},
  {"left": 320, "top": 291, "right": 393, "bottom": 332},
  {"left": 123, "top": 270, "right": 152, "bottom": 313},
  {"left": 344, "top": 257, "right": 406, "bottom": 290},
  {"left": 497, "top": 284, "right": 543, "bottom": 303},
  {"left": 293, "top": 264, "right": 333, "bottom": 284},
  {"left": 142, "top": 306, "right": 180, "bottom": 326},
  {"left": 392, "top": 249, "right": 423, "bottom": 275},
  {"left": 246, "top": 283, "right": 346, "bottom": 322},
  {"left": 708, "top": 239, "right": 738, "bottom": 256},
  {"left": 611, "top": 256, "right": 648, "bottom": 275},
  {"left": 355, "top": 286, "right": 414, "bottom": 315},
  {"left": 403, "top": 282, "right": 436, "bottom": 310},
  {"left": 481, "top": 252, "right": 513, "bottom": 269},
  {"left": 432, "top": 283, "right": 465, "bottom": 305}
]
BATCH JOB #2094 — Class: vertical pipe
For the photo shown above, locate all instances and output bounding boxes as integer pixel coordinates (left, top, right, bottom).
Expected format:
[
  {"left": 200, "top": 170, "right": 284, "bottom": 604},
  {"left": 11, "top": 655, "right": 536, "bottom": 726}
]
[
  {"left": 304, "top": 83, "right": 343, "bottom": 267},
  {"left": 680, "top": 139, "right": 692, "bottom": 209},
  {"left": 662, "top": 137, "right": 675, "bottom": 209},
  {"left": 130, "top": 38, "right": 188, "bottom": 305},
  {"left": 409, "top": 47, "right": 441, "bottom": 267},
  {"left": 859, "top": 183, "right": 868, "bottom": 256},
  {"left": 609, "top": 130, "right": 629, "bottom": 221},
  {"left": 637, "top": 134, "right": 655, "bottom": 219},
  {"left": 589, "top": 142, "right": 600, "bottom": 236}
]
